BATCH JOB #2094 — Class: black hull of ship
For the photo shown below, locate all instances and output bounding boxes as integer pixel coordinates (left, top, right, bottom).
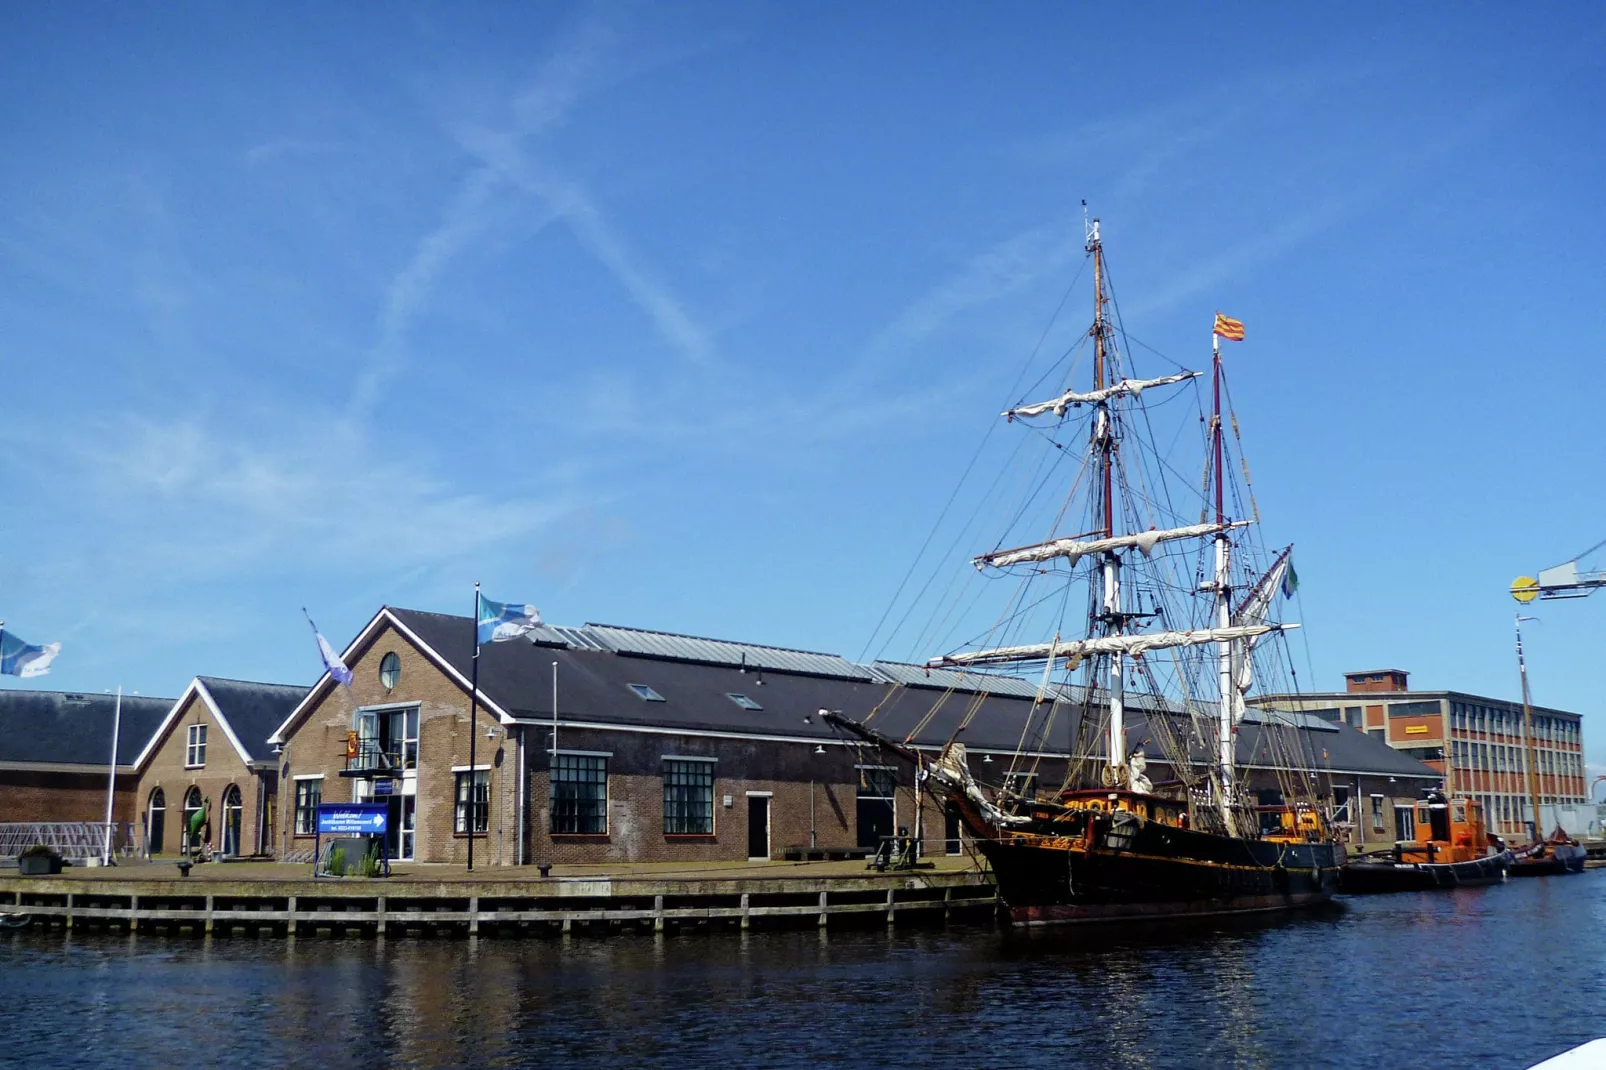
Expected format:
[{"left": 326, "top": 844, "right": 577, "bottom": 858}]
[
  {"left": 1340, "top": 850, "right": 1512, "bottom": 894},
  {"left": 978, "top": 820, "right": 1342, "bottom": 926}
]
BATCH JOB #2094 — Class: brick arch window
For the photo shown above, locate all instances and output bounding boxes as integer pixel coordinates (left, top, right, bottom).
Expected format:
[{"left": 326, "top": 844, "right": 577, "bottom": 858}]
[
  {"left": 182, "top": 787, "right": 204, "bottom": 853},
  {"left": 147, "top": 788, "right": 166, "bottom": 855},
  {"left": 221, "top": 784, "right": 243, "bottom": 857}
]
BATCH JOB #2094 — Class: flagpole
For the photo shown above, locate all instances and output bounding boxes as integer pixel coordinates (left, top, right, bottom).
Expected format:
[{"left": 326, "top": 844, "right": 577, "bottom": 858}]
[
  {"left": 468, "top": 578, "right": 481, "bottom": 873},
  {"left": 468, "top": 584, "right": 478, "bottom": 867},
  {"left": 102, "top": 685, "right": 123, "bottom": 867}
]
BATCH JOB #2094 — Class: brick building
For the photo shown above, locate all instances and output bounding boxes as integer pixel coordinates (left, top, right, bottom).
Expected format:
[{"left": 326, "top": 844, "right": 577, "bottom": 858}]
[
  {"left": 131, "top": 677, "right": 306, "bottom": 858},
  {"left": 268, "top": 607, "right": 1439, "bottom": 867},
  {"left": 1256, "top": 669, "right": 1589, "bottom": 838},
  {"left": 0, "top": 689, "right": 171, "bottom": 829}
]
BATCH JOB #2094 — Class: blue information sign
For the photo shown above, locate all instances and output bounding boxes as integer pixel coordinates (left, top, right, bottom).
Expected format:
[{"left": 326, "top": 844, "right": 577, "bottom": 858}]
[{"left": 316, "top": 802, "right": 389, "bottom": 835}]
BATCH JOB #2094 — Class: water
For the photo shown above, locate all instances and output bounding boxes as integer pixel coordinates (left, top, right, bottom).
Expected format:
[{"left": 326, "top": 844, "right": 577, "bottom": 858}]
[{"left": 5, "top": 876, "right": 1604, "bottom": 1069}]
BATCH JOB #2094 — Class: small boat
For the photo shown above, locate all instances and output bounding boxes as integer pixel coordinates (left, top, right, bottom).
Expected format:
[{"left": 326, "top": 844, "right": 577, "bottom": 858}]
[
  {"left": 1506, "top": 616, "right": 1587, "bottom": 878},
  {"left": 1342, "top": 791, "right": 1513, "bottom": 893},
  {"left": 1510, "top": 833, "right": 1588, "bottom": 876},
  {"left": 0, "top": 912, "right": 30, "bottom": 930}
]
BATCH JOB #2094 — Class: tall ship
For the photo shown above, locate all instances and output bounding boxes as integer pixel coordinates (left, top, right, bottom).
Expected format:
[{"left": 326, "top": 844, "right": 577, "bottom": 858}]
[{"left": 830, "top": 215, "right": 1343, "bottom": 924}]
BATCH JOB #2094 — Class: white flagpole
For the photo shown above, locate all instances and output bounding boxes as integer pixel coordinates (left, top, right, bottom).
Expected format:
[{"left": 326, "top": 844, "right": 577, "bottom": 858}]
[{"left": 102, "top": 686, "right": 123, "bottom": 866}]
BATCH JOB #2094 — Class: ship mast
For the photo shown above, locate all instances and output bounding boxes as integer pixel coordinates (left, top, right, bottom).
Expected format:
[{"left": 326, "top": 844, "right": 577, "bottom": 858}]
[
  {"left": 1088, "top": 217, "right": 1127, "bottom": 788},
  {"left": 1212, "top": 332, "right": 1237, "bottom": 833},
  {"left": 1515, "top": 613, "right": 1544, "bottom": 843}
]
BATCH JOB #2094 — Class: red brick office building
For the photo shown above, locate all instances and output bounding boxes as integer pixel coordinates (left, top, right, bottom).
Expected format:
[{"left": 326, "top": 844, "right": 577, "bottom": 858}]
[{"left": 1258, "top": 669, "right": 1590, "bottom": 838}]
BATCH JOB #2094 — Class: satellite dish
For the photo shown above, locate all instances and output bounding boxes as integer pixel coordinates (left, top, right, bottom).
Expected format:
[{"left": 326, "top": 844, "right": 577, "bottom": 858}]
[{"left": 1511, "top": 576, "right": 1540, "bottom": 604}]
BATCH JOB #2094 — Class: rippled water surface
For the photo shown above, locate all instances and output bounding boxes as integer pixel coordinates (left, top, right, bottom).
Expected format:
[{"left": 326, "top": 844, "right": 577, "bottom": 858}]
[{"left": 6, "top": 875, "right": 1605, "bottom": 1069}]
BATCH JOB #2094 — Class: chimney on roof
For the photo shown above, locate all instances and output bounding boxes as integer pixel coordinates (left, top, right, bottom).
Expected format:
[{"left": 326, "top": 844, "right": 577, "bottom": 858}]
[{"left": 1344, "top": 670, "right": 1409, "bottom": 694}]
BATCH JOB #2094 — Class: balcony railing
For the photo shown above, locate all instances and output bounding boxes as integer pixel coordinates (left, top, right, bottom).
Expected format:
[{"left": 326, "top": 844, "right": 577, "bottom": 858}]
[{"left": 344, "top": 741, "right": 415, "bottom": 777}]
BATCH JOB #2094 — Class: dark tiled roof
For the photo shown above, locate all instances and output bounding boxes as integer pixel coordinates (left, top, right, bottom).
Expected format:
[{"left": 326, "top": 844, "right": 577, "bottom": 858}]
[
  {"left": 197, "top": 677, "right": 308, "bottom": 762},
  {"left": 0, "top": 689, "right": 174, "bottom": 766},
  {"left": 386, "top": 608, "right": 1437, "bottom": 779}
]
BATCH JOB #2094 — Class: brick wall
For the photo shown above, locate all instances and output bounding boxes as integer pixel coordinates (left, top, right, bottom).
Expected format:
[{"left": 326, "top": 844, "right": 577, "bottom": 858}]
[
  {"left": 134, "top": 690, "right": 272, "bottom": 857},
  {"left": 276, "top": 620, "right": 519, "bottom": 866},
  {"left": 0, "top": 770, "right": 138, "bottom": 823}
]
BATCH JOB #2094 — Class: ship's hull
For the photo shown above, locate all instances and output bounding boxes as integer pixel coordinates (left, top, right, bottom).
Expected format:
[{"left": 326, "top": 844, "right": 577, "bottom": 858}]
[
  {"left": 978, "top": 818, "right": 1342, "bottom": 926},
  {"left": 1340, "top": 850, "right": 1513, "bottom": 894}
]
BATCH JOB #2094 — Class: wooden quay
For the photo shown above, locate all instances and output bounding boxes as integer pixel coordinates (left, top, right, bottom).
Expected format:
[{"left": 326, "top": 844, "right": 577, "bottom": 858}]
[{"left": 0, "top": 856, "right": 997, "bottom": 938}]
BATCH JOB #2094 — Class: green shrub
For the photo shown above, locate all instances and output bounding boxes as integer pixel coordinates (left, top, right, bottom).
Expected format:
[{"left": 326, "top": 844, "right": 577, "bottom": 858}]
[{"left": 20, "top": 844, "right": 58, "bottom": 860}]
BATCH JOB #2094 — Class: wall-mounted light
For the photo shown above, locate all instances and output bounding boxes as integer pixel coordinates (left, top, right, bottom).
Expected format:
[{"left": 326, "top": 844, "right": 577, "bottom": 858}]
[
  {"left": 983, "top": 754, "right": 993, "bottom": 764},
  {"left": 814, "top": 744, "right": 826, "bottom": 755}
]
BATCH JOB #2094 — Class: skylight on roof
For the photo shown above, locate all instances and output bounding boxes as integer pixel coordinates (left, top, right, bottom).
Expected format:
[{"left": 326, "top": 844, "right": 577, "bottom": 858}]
[
  {"left": 628, "top": 683, "right": 666, "bottom": 702},
  {"left": 726, "top": 693, "right": 763, "bottom": 711}
]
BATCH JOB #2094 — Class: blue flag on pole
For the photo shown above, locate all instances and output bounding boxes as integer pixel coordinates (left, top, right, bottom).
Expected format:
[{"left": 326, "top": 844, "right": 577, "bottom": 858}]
[
  {"left": 303, "top": 609, "right": 353, "bottom": 686},
  {"left": 0, "top": 627, "right": 60, "bottom": 678},
  {"left": 477, "top": 595, "right": 542, "bottom": 646},
  {"left": 1281, "top": 558, "right": 1300, "bottom": 599}
]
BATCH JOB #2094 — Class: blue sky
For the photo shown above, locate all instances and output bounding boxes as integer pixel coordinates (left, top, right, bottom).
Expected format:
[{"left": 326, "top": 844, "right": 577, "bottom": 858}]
[{"left": 3, "top": 5, "right": 1605, "bottom": 779}]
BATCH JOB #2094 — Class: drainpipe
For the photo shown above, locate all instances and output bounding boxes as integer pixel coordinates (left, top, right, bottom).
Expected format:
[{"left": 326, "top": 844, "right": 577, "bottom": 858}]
[{"left": 517, "top": 725, "right": 527, "bottom": 867}]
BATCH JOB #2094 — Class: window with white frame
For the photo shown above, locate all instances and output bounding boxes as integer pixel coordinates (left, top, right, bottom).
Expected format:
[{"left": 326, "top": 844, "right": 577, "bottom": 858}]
[
  {"left": 454, "top": 770, "right": 489, "bottom": 834},
  {"left": 294, "top": 778, "right": 322, "bottom": 835},
  {"left": 185, "top": 723, "right": 208, "bottom": 767}
]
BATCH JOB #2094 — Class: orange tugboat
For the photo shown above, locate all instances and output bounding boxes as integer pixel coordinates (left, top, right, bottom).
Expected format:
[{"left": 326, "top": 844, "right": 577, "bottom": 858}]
[{"left": 1341, "top": 791, "right": 1512, "bottom": 892}]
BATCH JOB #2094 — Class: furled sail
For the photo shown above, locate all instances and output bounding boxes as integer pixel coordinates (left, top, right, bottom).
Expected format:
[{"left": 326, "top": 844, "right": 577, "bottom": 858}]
[
  {"left": 976, "top": 521, "right": 1250, "bottom": 570},
  {"left": 1005, "top": 371, "right": 1201, "bottom": 419},
  {"left": 931, "top": 623, "right": 1295, "bottom": 668},
  {"left": 1229, "top": 548, "right": 1293, "bottom": 721}
]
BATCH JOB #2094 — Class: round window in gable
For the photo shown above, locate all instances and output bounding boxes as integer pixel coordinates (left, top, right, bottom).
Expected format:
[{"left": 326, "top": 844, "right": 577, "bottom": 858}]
[{"left": 379, "top": 652, "right": 401, "bottom": 691}]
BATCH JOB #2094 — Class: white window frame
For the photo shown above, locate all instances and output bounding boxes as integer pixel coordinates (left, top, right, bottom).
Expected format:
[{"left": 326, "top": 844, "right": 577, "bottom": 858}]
[
  {"left": 185, "top": 723, "right": 208, "bottom": 768},
  {"left": 293, "top": 775, "right": 323, "bottom": 836}
]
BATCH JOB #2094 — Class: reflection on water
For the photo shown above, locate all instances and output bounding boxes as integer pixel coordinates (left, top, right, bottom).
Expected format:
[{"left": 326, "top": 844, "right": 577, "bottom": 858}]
[{"left": 5, "top": 877, "right": 1605, "bottom": 1069}]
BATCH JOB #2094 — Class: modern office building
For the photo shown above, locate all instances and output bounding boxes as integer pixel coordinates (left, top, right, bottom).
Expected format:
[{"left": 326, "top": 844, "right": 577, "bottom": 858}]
[{"left": 1257, "top": 669, "right": 1589, "bottom": 838}]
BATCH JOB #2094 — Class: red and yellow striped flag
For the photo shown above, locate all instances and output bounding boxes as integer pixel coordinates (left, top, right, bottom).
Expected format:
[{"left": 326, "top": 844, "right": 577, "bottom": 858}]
[{"left": 1213, "top": 312, "right": 1245, "bottom": 341}]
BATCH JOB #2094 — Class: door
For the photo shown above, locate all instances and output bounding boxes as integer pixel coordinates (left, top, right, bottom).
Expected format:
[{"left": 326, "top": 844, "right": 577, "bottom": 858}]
[
  {"left": 147, "top": 789, "right": 165, "bottom": 855},
  {"left": 944, "top": 804, "right": 962, "bottom": 855},
  {"left": 747, "top": 795, "right": 770, "bottom": 860}
]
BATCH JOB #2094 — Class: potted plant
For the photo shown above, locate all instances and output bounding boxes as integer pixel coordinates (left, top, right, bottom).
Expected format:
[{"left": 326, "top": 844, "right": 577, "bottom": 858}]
[{"left": 18, "top": 844, "right": 63, "bottom": 876}]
